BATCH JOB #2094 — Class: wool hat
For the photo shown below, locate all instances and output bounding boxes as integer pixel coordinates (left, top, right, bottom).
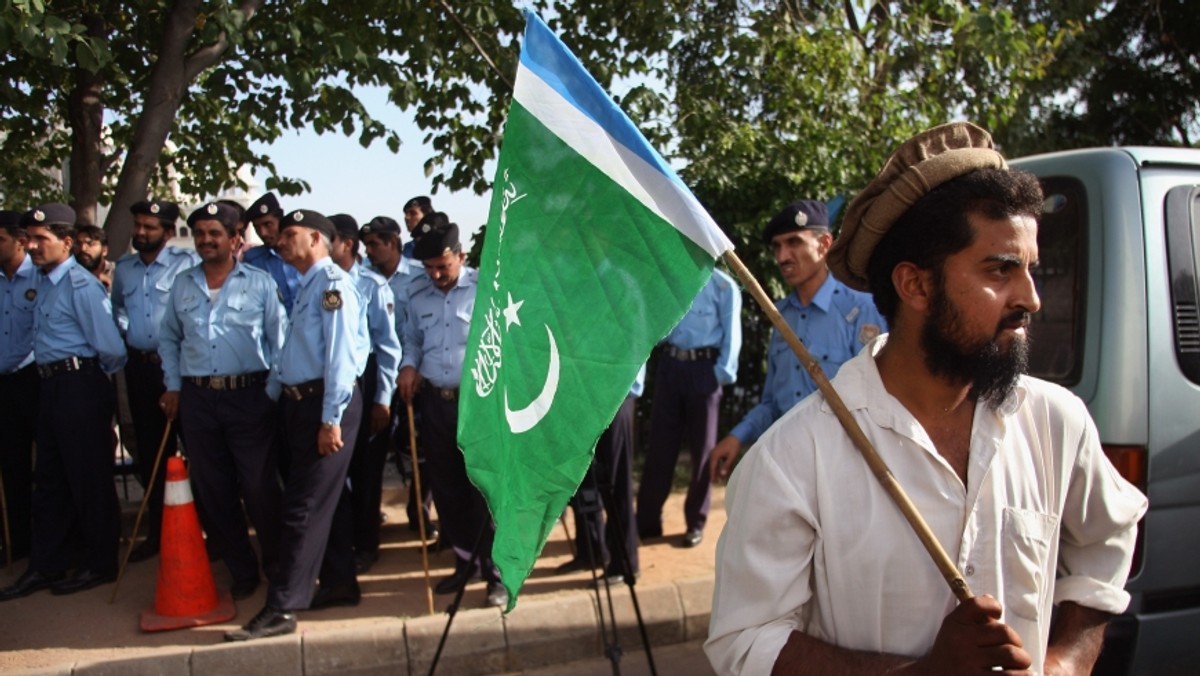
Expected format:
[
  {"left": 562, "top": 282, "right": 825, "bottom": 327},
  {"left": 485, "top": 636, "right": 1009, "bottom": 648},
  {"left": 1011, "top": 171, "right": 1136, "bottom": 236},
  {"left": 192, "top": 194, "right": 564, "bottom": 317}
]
[{"left": 762, "top": 200, "right": 830, "bottom": 243}]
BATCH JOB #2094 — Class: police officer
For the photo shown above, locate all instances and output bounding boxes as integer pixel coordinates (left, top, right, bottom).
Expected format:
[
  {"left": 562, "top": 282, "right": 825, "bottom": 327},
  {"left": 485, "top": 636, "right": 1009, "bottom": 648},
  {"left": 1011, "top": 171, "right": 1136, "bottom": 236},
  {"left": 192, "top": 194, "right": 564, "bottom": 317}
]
[
  {"left": 159, "top": 202, "right": 286, "bottom": 600},
  {"left": 360, "top": 215, "right": 435, "bottom": 536},
  {"left": 0, "top": 204, "right": 126, "bottom": 601},
  {"left": 328, "top": 214, "right": 403, "bottom": 576},
  {"left": 708, "top": 200, "right": 886, "bottom": 482},
  {"left": 244, "top": 193, "right": 301, "bottom": 314},
  {"left": 400, "top": 195, "right": 434, "bottom": 261},
  {"left": 111, "top": 199, "right": 198, "bottom": 561},
  {"left": 398, "top": 222, "right": 507, "bottom": 608},
  {"left": 0, "top": 210, "right": 37, "bottom": 562},
  {"left": 636, "top": 267, "right": 742, "bottom": 548},
  {"left": 226, "top": 209, "right": 366, "bottom": 641}
]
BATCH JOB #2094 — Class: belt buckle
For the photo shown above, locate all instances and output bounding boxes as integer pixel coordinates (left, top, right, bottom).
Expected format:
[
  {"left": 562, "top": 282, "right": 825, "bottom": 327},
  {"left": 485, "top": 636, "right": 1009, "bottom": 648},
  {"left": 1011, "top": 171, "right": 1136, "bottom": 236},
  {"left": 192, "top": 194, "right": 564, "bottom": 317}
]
[
  {"left": 211, "top": 376, "right": 225, "bottom": 390},
  {"left": 439, "top": 387, "right": 455, "bottom": 401},
  {"left": 284, "top": 385, "right": 300, "bottom": 400}
]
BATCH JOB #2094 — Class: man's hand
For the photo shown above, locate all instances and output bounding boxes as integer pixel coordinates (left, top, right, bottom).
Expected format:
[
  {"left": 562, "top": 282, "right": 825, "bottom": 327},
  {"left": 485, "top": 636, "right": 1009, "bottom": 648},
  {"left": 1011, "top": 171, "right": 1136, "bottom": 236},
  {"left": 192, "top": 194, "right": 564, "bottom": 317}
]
[
  {"left": 318, "top": 424, "right": 344, "bottom": 456},
  {"left": 709, "top": 435, "right": 743, "bottom": 483},
  {"left": 369, "top": 403, "right": 390, "bottom": 436},
  {"left": 398, "top": 366, "right": 422, "bottom": 403},
  {"left": 159, "top": 391, "right": 180, "bottom": 421},
  {"left": 909, "top": 595, "right": 1033, "bottom": 675}
]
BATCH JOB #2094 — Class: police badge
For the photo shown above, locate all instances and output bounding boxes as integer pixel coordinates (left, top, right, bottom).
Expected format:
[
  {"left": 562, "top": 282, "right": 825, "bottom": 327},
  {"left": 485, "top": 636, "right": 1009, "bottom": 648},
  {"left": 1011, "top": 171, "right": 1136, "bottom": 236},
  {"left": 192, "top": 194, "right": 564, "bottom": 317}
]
[
  {"left": 25, "top": 288, "right": 36, "bottom": 301},
  {"left": 322, "top": 289, "right": 342, "bottom": 311}
]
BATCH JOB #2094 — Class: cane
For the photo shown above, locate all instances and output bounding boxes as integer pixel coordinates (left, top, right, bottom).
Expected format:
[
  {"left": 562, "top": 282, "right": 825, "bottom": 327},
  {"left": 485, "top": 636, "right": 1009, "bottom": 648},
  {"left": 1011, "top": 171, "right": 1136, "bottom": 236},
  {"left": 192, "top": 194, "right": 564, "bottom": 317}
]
[
  {"left": 0, "top": 466, "right": 11, "bottom": 571},
  {"left": 110, "top": 421, "right": 173, "bottom": 604},
  {"left": 407, "top": 399, "right": 436, "bottom": 615},
  {"left": 723, "top": 251, "right": 973, "bottom": 602}
]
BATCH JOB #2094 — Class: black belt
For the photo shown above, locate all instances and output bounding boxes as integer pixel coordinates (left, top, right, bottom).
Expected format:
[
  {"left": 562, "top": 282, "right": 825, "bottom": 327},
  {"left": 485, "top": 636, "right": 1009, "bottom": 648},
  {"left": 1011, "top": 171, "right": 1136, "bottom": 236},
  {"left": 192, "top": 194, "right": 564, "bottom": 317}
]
[
  {"left": 282, "top": 378, "right": 324, "bottom": 401},
  {"left": 0, "top": 363, "right": 36, "bottom": 381},
  {"left": 127, "top": 347, "right": 162, "bottom": 365},
  {"left": 185, "top": 371, "right": 268, "bottom": 391},
  {"left": 664, "top": 345, "right": 718, "bottom": 361},
  {"left": 424, "top": 382, "right": 458, "bottom": 401},
  {"left": 37, "top": 356, "right": 100, "bottom": 379}
]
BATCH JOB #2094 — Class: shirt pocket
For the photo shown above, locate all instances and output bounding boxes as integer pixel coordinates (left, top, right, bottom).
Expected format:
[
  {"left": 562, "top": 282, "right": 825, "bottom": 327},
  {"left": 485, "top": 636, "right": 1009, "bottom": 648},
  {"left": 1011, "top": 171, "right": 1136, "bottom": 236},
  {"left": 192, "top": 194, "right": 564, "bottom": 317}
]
[
  {"left": 1001, "top": 506, "right": 1059, "bottom": 621},
  {"left": 176, "top": 295, "right": 206, "bottom": 331},
  {"left": 224, "top": 291, "right": 262, "bottom": 331}
]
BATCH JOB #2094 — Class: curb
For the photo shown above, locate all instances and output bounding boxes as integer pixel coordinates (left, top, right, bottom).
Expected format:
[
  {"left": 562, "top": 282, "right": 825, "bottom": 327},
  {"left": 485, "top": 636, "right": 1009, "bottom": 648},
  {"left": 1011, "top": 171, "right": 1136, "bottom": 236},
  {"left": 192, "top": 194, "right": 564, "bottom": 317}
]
[{"left": 14, "top": 576, "right": 713, "bottom": 676}]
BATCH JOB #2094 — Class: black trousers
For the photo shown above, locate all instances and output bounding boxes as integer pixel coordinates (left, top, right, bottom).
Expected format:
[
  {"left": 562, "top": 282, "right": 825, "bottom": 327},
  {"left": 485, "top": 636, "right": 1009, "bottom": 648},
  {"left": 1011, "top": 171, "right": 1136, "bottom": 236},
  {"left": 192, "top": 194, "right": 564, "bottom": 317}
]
[
  {"left": 569, "top": 395, "right": 639, "bottom": 575},
  {"left": 123, "top": 352, "right": 179, "bottom": 542},
  {"left": 267, "top": 384, "right": 362, "bottom": 610},
  {"left": 418, "top": 388, "right": 498, "bottom": 582},
  {"left": 180, "top": 380, "right": 282, "bottom": 584},
  {"left": 349, "top": 355, "right": 391, "bottom": 555},
  {"left": 0, "top": 364, "right": 38, "bottom": 560},
  {"left": 31, "top": 367, "right": 120, "bottom": 576}
]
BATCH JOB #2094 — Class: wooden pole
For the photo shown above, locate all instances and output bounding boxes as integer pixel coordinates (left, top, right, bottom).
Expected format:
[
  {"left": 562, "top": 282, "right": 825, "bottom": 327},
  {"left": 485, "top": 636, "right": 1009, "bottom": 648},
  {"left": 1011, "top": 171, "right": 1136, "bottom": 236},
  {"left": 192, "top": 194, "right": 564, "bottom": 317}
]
[
  {"left": 110, "top": 421, "right": 173, "bottom": 604},
  {"left": 407, "top": 400, "right": 437, "bottom": 615},
  {"left": 721, "top": 250, "right": 973, "bottom": 602}
]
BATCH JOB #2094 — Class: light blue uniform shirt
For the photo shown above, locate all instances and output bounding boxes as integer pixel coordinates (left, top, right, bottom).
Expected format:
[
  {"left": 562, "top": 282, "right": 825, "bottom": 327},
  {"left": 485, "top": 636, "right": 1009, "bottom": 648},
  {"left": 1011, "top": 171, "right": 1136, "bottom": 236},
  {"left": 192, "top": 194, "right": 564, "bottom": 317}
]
[
  {"left": 401, "top": 266, "right": 477, "bottom": 389},
  {"left": 112, "top": 246, "right": 200, "bottom": 351},
  {"left": 730, "top": 273, "right": 885, "bottom": 445},
  {"left": 664, "top": 268, "right": 742, "bottom": 385},
  {"left": 0, "top": 253, "right": 37, "bottom": 373},
  {"left": 244, "top": 245, "right": 301, "bottom": 316},
  {"left": 33, "top": 256, "right": 126, "bottom": 373},
  {"left": 349, "top": 262, "right": 402, "bottom": 405},
  {"left": 629, "top": 363, "right": 647, "bottom": 398},
  {"left": 369, "top": 261, "right": 424, "bottom": 339},
  {"left": 268, "top": 257, "right": 367, "bottom": 425},
  {"left": 159, "top": 262, "right": 287, "bottom": 390}
]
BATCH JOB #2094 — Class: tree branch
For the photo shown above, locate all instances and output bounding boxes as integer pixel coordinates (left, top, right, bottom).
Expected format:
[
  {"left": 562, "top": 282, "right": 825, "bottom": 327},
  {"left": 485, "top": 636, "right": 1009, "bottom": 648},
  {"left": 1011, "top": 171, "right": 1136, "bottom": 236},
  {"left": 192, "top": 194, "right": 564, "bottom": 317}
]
[{"left": 183, "top": 0, "right": 263, "bottom": 82}]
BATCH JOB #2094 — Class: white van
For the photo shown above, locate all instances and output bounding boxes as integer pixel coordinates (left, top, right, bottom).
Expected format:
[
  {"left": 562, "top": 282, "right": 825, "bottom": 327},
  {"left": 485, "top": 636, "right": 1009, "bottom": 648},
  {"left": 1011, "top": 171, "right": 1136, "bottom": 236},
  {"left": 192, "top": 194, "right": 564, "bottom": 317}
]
[{"left": 1012, "top": 147, "right": 1200, "bottom": 675}]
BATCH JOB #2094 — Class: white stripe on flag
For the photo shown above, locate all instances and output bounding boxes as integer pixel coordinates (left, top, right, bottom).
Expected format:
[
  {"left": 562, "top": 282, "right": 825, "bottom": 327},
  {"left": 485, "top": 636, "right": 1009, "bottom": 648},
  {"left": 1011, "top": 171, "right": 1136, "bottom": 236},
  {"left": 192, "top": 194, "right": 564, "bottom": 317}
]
[{"left": 515, "top": 63, "right": 733, "bottom": 260}]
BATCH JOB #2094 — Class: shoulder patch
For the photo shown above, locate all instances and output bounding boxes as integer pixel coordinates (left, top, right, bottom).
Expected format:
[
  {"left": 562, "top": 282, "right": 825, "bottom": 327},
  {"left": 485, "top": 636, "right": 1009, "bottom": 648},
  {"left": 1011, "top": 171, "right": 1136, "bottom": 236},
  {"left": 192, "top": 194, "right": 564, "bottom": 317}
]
[
  {"left": 323, "top": 265, "right": 345, "bottom": 281},
  {"left": 322, "top": 289, "right": 343, "bottom": 311},
  {"left": 858, "top": 323, "right": 881, "bottom": 345}
]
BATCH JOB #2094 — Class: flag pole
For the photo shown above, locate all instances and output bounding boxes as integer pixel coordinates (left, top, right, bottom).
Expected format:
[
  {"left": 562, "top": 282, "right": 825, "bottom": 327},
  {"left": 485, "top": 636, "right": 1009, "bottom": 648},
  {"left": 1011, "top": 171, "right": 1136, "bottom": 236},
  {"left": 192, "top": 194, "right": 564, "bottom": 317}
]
[
  {"left": 721, "top": 250, "right": 973, "bottom": 603},
  {"left": 407, "top": 400, "right": 437, "bottom": 615}
]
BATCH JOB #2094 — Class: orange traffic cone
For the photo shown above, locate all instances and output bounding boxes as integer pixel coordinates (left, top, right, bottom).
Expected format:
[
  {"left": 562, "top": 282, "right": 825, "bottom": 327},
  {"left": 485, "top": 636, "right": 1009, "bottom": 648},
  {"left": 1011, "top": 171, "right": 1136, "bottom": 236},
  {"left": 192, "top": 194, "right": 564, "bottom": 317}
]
[{"left": 140, "top": 457, "right": 236, "bottom": 632}]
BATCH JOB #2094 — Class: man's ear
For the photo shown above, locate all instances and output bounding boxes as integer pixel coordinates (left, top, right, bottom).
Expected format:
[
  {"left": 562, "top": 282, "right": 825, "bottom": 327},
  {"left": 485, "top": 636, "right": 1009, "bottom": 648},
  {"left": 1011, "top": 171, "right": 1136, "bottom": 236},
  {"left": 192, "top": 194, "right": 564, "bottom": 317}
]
[{"left": 892, "top": 262, "right": 934, "bottom": 313}]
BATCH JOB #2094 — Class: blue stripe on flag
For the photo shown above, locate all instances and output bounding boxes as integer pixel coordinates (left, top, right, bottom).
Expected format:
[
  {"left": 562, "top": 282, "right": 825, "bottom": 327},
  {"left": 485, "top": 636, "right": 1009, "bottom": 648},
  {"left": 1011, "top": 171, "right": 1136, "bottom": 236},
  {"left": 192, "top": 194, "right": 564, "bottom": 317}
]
[{"left": 520, "top": 10, "right": 676, "bottom": 187}]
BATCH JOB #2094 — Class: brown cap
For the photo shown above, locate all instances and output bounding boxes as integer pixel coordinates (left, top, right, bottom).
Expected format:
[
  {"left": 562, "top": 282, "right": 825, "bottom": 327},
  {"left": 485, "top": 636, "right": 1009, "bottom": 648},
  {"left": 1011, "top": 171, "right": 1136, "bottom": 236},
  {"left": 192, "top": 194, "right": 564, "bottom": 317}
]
[{"left": 828, "top": 122, "right": 1007, "bottom": 291}]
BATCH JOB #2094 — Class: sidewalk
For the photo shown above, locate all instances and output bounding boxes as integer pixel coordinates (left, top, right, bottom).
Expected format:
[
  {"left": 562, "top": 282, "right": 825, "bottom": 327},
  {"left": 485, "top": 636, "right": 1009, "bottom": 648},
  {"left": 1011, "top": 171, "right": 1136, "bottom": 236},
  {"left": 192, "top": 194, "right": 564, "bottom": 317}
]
[{"left": 0, "top": 472, "right": 721, "bottom": 675}]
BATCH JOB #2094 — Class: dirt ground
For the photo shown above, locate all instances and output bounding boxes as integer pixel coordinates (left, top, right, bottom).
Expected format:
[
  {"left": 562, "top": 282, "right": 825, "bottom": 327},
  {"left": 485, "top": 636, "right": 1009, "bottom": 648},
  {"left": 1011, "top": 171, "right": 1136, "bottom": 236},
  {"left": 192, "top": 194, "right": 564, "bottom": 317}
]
[{"left": 0, "top": 472, "right": 725, "bottom": 673}]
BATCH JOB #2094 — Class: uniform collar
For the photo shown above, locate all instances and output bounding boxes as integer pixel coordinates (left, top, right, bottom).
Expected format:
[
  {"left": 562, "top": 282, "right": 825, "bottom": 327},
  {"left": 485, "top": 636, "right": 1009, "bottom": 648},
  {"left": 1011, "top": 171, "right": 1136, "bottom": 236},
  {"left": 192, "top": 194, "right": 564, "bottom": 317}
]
[
  {"left": 3, "top": 252, "right": 34, "bottom": 281},
  {"left": 299, "top": 256, "right": 335, "bottom": 287},
  {"left": 43, "top": 254, "right": 78, "bottom": 284},
  {"left": 782, "top": 272, "right": 837, "bottom": 312}
]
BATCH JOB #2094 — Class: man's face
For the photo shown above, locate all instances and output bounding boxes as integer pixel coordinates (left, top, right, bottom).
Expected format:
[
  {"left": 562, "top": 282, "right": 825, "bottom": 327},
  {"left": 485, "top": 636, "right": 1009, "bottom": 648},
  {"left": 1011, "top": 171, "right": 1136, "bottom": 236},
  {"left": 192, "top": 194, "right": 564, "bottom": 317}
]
[
  {"left": 330, "top": 235, "right": 355, "bottom": 269},
  {"left": 361, "top": 233, "right": 399, "bottom": 269},
  {"left": 920, "top": 212, "right": 1042, "bottom": 407},
  {"left": 275, "top": 225, "right": 316, "bottom": 266},
  {"left": 252, "top": 214, "right": 281, "bottom": 247},
  {"left": 74, "top": 232, "right": 106, "bottom": 271},
  {"left": 403, "top": 205, "right": 424, "bottom": 232},
  {"left": 422, "top": 250, "right": 465, "bottom": 292},
  {"left": 0, "top": 230, "right": 26, "bottom": 268},
  {"left": 26, "top": 226, "right": 72, "bottom": 269},
  {"left": 131, "top": 215, "right": 171, "bottom": 254},
  {"left": 192, "top": 219, "right": 235, "bottom": 265},
  {"left": 770, "top": 229, "right": 830, "bottom": 290}
]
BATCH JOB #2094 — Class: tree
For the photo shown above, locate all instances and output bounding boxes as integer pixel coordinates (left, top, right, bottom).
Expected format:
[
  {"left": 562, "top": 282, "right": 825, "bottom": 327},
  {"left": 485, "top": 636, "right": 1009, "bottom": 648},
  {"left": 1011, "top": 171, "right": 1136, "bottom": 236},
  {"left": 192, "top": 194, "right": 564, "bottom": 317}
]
[{"left": 0, "top": 1, "right": 678, "bottom": 255}]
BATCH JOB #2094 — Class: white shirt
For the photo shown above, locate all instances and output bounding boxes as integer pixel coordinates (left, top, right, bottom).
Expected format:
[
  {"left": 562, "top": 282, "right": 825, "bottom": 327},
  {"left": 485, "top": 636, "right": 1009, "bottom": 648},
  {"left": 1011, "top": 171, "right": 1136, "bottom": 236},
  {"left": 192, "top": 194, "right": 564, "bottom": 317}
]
[{"left": 706, "top": 336, "right": 1147, "bottom": 676}]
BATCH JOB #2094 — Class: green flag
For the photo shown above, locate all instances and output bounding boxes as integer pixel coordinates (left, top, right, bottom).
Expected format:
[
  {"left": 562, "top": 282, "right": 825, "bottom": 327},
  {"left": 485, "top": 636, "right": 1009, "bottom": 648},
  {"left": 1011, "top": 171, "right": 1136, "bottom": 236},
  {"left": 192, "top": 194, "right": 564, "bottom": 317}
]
[{"left": 458, "top": 11, "right": 734, "bottom": 610}]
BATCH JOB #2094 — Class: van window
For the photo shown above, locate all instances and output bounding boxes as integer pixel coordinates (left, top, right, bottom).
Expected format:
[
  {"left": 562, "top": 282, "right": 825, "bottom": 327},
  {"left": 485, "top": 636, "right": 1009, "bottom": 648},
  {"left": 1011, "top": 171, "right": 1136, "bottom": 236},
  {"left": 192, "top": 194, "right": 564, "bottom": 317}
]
[
  {"left": 1028, "top": 177, "right": 1088, "bottom": 384},
  {"left": 1163, "top": 185, "right": 1200, "bottom": 384}
]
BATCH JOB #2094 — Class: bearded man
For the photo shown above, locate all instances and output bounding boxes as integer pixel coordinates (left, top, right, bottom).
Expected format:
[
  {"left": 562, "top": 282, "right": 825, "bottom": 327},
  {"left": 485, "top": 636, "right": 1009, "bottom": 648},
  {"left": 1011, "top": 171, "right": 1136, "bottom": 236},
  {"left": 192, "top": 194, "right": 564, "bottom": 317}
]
[{"left": 706, "top": 123, "right": 1147, "bottom": 675}]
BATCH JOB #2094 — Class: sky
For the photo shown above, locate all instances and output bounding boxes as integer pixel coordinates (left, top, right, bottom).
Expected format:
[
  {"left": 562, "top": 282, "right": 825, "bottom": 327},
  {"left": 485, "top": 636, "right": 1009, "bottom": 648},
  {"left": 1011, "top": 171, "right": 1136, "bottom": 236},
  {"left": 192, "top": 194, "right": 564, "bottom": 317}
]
[{"left": 248, "top": 86, "right": 494, "bottom": 241}]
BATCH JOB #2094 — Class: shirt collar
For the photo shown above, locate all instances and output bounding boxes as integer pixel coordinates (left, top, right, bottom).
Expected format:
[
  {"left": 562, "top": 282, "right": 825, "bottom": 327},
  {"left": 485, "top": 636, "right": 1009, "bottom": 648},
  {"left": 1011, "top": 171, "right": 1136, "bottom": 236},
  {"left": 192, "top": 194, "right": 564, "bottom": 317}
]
[
  {"left": 3, "top": 253, "right": 34, "bottom": 281},
  {"left": 299, "top": 256, "right": 334, "bottom": 288},
  {"left": 44, "top": 255, "right": 78, "bottom": 284},
  {"left": 782, "top": 272, "right": 837, "bottom": 312}
]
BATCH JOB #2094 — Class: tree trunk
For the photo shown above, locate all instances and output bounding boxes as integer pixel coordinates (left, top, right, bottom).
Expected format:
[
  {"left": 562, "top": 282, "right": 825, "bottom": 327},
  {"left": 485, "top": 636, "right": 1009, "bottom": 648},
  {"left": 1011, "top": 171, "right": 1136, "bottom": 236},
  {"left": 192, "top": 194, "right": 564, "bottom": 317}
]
[
  {"left": 103, "top": 0, "right": 263, "bottom": 257},
  {"left": 68, "top": 13, "right": 107, "bottom": 226}
]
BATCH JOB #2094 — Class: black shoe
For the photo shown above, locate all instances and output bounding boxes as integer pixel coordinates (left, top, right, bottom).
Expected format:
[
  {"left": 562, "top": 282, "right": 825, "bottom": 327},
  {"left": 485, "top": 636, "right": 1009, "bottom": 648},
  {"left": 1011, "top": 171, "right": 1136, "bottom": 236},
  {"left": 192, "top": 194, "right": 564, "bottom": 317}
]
[
  {"left": 682, "top": 528, "right": 704, "bottom": 548},
  {"left": 485, "top": 581, "right": 508, "bottom": 608},
  {"left": 230, "top": 577, "right": 260, "bottom": 601},
  {"left": 309, "top": 581, "right": 361, "bottom": 610},
  {"left": 354, "top": 550, "right": 379, "bottom": 574},
  {"left": 224, "top": 606, "right": 297, "bottom": 642},
  {"left": 0, "top": 570, "right": 65, "bottom": 602},
  {"left": 434, "top": 567, "right": 475, "bottom": 595},
  {"left": 553, "top": 558, "right": 601, "bottom": 575},
  {"left": 424, "top": 535, "right": 446, "bottom": 554},
  {"left": 127, "top": 539, "right": 160, "bottom": 563},
  {"left": 50, "top": 569, "right": 116, "bottom": 595},
  {"left": 594, "top": 568, "right": 639, "bottom": 588},
  {"left": 638, "top": 524, "right": 662, "bottom": 540}
]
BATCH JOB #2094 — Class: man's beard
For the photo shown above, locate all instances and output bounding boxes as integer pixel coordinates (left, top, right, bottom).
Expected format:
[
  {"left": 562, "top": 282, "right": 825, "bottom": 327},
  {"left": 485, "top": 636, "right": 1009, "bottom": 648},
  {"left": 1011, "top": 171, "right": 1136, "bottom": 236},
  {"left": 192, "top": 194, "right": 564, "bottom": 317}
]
[
  {"left": 131, "top": 234, "right": 165, "bottom": 253},
  {"left": 75, "top": 252, "right": 101, "bottom": 272},
  {"left": 921, "top": 282, "right": 1030, "bottom": 410}
]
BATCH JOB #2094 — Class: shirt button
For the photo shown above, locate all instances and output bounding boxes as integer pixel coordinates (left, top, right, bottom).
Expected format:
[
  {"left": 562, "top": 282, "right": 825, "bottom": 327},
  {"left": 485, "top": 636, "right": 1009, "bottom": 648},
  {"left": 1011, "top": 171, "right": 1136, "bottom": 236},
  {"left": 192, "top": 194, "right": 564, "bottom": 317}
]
[{"left": 965, "top": 564, "right": 975, "bottom": 576}]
